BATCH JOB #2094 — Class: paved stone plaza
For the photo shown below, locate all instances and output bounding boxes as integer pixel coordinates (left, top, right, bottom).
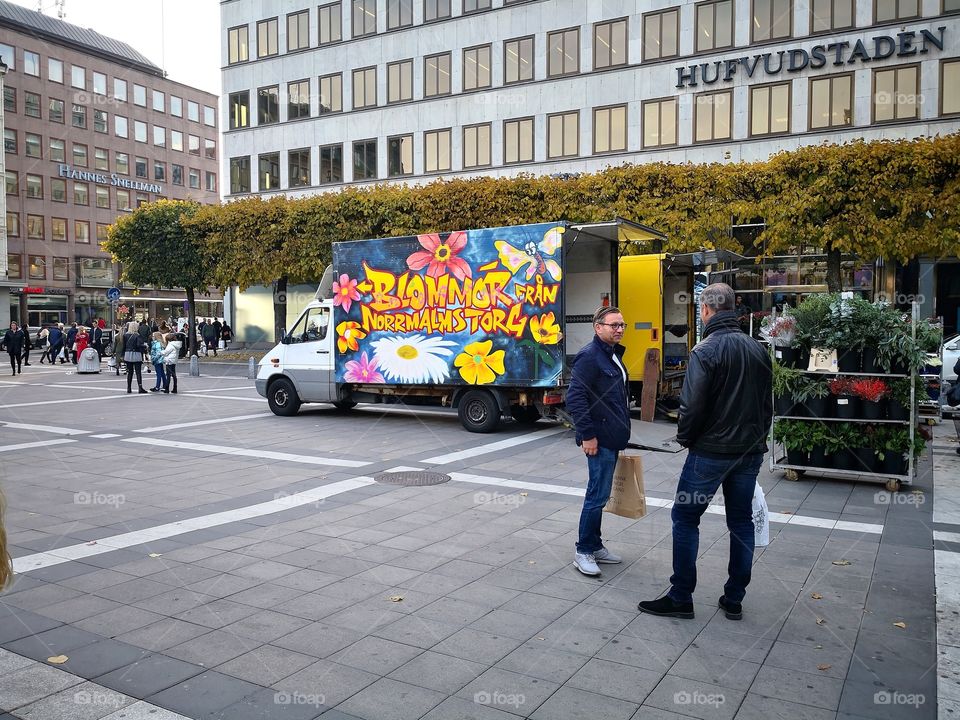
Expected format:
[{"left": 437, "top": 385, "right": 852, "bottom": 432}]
[{"left": 0, "top": 362, "right": 957, "bottom": 720}]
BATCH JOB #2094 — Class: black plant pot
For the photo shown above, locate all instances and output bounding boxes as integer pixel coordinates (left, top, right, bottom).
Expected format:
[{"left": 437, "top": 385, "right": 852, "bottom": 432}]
[
  {"left": 922, "top": 364, "right": 939, "bottom": 377},
  {"left": 888, "top": 400, "right": 910, "bottom": 421},
  {"left": 882, "top": 454, "right": 907, "bottom": 476},
  {"left": 803, "top": 397, "right": 829, "bottom": 418},
  {"left": 775, "top": 395, "right": 797, "bottom": 416},
  {"left": 833, "top": 395, "right": 861, "bottom": 419},
  {"left": 853, "top": 447, "right": 875, "bottom": 473},
  {"left": 786, "top": 448, "right": 808, "bottom": 466},
  {"left": 809, "top": 446, "right": 831, "bottom": 469},
  {"left": 774, "top": 346, "right": 802, "bottom": 369},
  {"left": 861, "top": 400, "right": 886, "bottom": 420},
  {"left": 833, "top": 449, "right": 856, "bottom": 471},
  {"left": 890, "top": 360, "right": 909, "bottom": 376},
  {"left": 838, "top": 349, "right": 860, "bottom": 373},
  {"left": 861, "top": 347, "right": 883, "bottom": 374}
]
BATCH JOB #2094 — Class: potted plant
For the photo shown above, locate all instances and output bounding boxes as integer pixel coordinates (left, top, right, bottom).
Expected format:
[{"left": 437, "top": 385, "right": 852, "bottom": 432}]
[
  {"left": 773, "top": 419, "right": 809, "bottom": 467},
  {"left": 873, "top": 426, "right": 909, "bottom": 476},
  {"left": 876, "top": 313, "right": 927, "bottom": 375},
  {"left": 854, "top": 300, "right": 894, "bottom": 373},
  {"left": 829, "top": 377, "right": 860, "bottom": 419},
  {"left": 808, "top": 421, "right": 833, "bottom": 468},
  {"left": 851, "top": 377, "right": 889, "bottom": 420},
  {"left": 761, "top": 310, "right": 800, "bottom": 367},
  {"left": 830, "top": 422, "right": 858, "bottom": 471},
  {"left": 828, "top": 296, "right": 862, "bottom": 372},
  {"left": 792, "top": 294, "right": 833, "bottom": 362},
  {"left": 887, "top": 378, "right": 912, "bottom": 421},
  {"left": 773, "top": 362, "right": 805, "bottom": 416},
  {"left": 796, "top": 377, "right": 830, "bottom": 418}
]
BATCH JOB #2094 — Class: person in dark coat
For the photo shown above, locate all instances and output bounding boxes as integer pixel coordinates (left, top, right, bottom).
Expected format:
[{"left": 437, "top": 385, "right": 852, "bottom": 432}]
[
  {"left": 46, "top": 323, "right": 64, "bottom": 364},
  {"left": 1, "top": 322, "right": 28, "bottom": 375},
  {"left": 122, "top": 321, "right": 148, "bottom": 393},
  {"left": 20, "top": 326, "right": 33, "bottom": 366},
  {"left": 65, "top": 322, "right": 78, "bottom": 364},
  {"left": 88, "top": 319, "right": 104, "bottom": 360},
  {"left": 138, "top": 320, "right": 152, "bottom": 373}
]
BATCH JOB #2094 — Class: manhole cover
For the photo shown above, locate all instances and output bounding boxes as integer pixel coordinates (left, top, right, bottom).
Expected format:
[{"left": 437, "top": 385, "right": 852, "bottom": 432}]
[{"left": 374, "top": 471, "right": 451, "bottom": 487}]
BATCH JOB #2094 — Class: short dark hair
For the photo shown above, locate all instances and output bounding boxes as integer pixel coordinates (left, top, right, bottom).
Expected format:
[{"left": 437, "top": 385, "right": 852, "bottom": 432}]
[
  {"left": 701, "top": 283, "right": 735, "bottom": 311},
  {"left": 593, "top": 306, "right": 622, "bottom": 325}
]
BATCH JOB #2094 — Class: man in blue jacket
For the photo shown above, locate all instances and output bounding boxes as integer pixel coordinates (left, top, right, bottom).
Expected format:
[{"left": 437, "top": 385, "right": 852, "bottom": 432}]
[{"left": 566, "top": 306, "right": 631, "bottom": 576}]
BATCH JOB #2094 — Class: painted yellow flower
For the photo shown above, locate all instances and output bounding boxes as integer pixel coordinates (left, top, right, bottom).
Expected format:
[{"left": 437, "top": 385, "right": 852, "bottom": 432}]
[
  {"left": 455, "top": 340, "right": 506, "bottom": 385},
  {"left": 336, "top": 321, "right": 367, "bottom": 353},
  {"left": 529, "top": 312, "right": 561, "bottom": 345}
]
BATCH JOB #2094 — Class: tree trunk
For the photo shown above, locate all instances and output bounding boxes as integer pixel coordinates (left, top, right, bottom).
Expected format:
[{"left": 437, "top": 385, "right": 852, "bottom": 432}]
[
  {"left": 825, "top": 245, "right": 842, "bottom": 293},
  {"left": 186, "top": 287, "right": 198, "bottom": 356},
  {"left": 274, "top": 276, "right": 288, "bottom": 344}
]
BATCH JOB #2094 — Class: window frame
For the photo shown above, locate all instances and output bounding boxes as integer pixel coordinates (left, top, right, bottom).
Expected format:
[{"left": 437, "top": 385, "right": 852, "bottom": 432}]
[
  {"left": 228, "top": 24, "right": 250, "bottom": 64},
  {"left": 53, "top": 256, "right": 70, "bottom": 280},
  {"left": 592, "top": 103, "right": 628, "bottom": 154},
  {"left": 257, "top": 17, "right": 280, "bottom": 58},
  {"left": 230, "top": 156, "right": 251, "bottom": 194},
  {"left": 695, "top": 0, "right": 735, "bottom": 52},
  {"left": 352, "top": 138, "right": 378, "bottom": 180},
  {"left": 259, "top": 152, "right": 281, "bottom": 191},
  {"left": 547, "top": 110, "right": 580, "bottom": 159},
  {"left": 387, "top": 59, "right": 414, "bottom": 104},
  {"left": 229, "top": 90, "right": 250, "bottom": 129},
  {"left": 642, "top": 8, "right": 680, "bottom": 61},
  {"left": 352, "top": 0, "right": 377, "bottom": 38},
  {"left": 386, "top": 0, "right": 414, "bottom": 30},
  {"left": 941, "top": 58, "right": 960, "bottom": 117},
  {"left": 423, "top": 128, "right": 451, "bottom": 173},
  {"left": 748, "top": 80, "right": 792, "bottom": 137},
  {"left": 257, "top": 85, "right": 281, "bottom": 125},
  {"left": 872, "top": 63, "right": 921, "bottom": 123},
  {"left": 694, "top": 88, "right": 734, "bottom": 143},
  {"left": 463, "top": 0, "right": 492, "bottom": 13},
  {"left": 319, "top": 2, "right": 343, "bottom": 45},
  {"left": 503, "top": 116, "right": 535, "bottom": 165},
  {"left": 319, "top": 143, "right": 344, "bottom": 184},
  {"left": 51, "top": 217, "right": 67, "bottom": 242},
  {"left": 74, "top": 221, "right": 90, "bottom": 245},
  {"left": 874, "top": 0, "right": 920, "bottom": 22},
  {"left": 288, "top": 147, "right": 312, "bottom": 187},
  {"left": 424, "top": 52, "right": 452, "bottom": 97},
  {"left": 462, "top": 122, "right": 492, "bottom": 169},
  {"left": 287, "top": 78, "right": 311, "bottom": 120},
  {"left": 593, "top": 17, "right": 628, "bottom": 70},
  {"left": 809, "top": 0, "right": 855, "bottom": 34},
  {"left": 424, "top": 0, "right": 452, "bottom": 22},
  {"left": 547, "top": 27, "right": 580, "bottom": 78},
  {"left": 387, "top": 133, "right": 414, "bottom": 177},
  {"left": 504, "top": 35, "right": 535, "bottom": 85},
  {"left": 463, "top": 44, "right": 493, "bottom": 91},
  {"left": 750, "top": 0, "right": 793, "bottom": 43},
  {"left": 808, "top": 71, "right": 854, "bottom": 129},
  {"left": 352, "top": 66, "right": 378, "bottom": 109},
  {"left": 287, "top": 10, "right": 310, "bottom": 52},
  {"left": 319, "top": 73, "right": 343, "bottom": 113}
]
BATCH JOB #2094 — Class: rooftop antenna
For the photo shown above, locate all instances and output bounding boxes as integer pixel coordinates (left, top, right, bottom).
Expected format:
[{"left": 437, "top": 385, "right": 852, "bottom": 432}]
[{"left": 57, "top": 0, "right": 65, "bottom": 20}]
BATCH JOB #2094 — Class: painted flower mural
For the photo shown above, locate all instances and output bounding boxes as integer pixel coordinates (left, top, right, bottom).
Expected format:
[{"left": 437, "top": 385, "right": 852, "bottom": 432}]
[
  {"left": 455, "top": 340, "right": 506, "bottom": 385},
  {"left": 332, "top": 273, "right": 361, "bottom": 313},
  {"left": 371, "top": 335, "right": 457, "bottom": 383},
  {"left": 343, "top": 352, "right": 385, "bottom": 383},
  {"left": 405, "top": 231, "right": 472, "bottom": 281},
  {"left": 336, "top": 321, "right": 367, "bottom": 353},
  {"left": 529, "top": 312, "right": 561, "bottom": 345}
]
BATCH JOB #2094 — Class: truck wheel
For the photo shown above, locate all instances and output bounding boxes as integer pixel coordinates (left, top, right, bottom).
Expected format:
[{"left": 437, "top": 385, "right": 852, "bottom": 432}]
[
  {"left": 458, "top": 390, "right": 500, "bottom": 433},
  {"left": 333, "top": 400, "right": 356, "bottom": 411},
  {"left": 510, "top": 406, "right": 540, "bottom": 424},
  {"left": 268, "top": 378, "right": 301, "bottom": 416}
]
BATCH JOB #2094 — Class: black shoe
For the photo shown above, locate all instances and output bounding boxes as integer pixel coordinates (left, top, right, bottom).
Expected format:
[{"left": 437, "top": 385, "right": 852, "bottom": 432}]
[
  {"left": 171, "top": 390, "right": 177, "bottom": 394},
  {"left": 162, "top": 389, "right": 169, "bottom": 393},
  {"left": 138, "top": 389, "right": 148, "bottom": 394},
  {"left": 637, "top": 596, "right": 694, "bottom": 619},
  {"left": 718, "top": 596, "right": 742, "bottom": 620},
  {"left": 149, "top": 387, "right": 159, "bottom": 392},
  {"left": 23, "top": 362, "right": 30, "bottom": 366}
]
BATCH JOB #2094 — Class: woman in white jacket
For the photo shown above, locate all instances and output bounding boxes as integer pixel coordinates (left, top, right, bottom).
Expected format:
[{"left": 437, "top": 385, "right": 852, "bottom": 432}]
[{"left": 160, "top": 333, "right": 181, "bottom": 394}]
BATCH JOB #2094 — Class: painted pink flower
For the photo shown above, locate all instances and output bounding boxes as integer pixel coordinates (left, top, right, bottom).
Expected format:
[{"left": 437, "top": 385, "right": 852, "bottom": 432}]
[
  {"left": 406, "top": 231, "right": 472, "bottom": 281},
  {"left": 332, "top": 273, "right": 361, "bottom": 313},
  {"left": 343, "top": 352, "right": 384, "bottom": 383}
]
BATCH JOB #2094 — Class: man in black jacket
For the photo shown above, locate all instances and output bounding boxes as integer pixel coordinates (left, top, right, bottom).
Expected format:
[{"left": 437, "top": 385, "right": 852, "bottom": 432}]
[
  {"left": 639, "top": 283, "right": 772, "bottom": 620},
  {"left": 566, "top": 306, "right": 631, "bottom": 577},
  {"left": 89, "top": 320, "right": 104, "bottom": 361}
]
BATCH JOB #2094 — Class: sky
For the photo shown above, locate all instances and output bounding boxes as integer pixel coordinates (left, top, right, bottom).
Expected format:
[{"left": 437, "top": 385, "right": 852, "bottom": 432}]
[{"left": 10, "top": 0, "right": 222, "bottom": 95}]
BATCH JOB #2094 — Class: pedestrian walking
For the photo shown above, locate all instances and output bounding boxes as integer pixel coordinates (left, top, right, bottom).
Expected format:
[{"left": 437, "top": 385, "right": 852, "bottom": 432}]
[
  {"left": 65, "top": 322, "right": 79, "bottom": 364},
  {"left": 149, "top": 332, "right": 166, "bottom": 392},
  {"left": 46, "top": 323, "right": 64, "bottom": 365},
  {"left": 161, "top": 332, "right": 180, "bottom": 393},
  {"left": 112, "top": 326, "right": 125, "bottom": 376},
  {"left": 638, "top": 283, "right": 772, "bottom": 621},
  {"left": 1, "top": 322, "right": 28, "bottom": 375},
  {"left": 20, "top": 326, "right": 33, "bottom": 366},
  {"left": 138, "top": 320, "right": 152, "bottom": 373},
  {"left": 221, "top": 321, "right": 233, "bottom": 349},
  {"left": 89, "top": 320, "right": 104, "bottom": 360},
  {"left": 122, "top": 321, "right": 148, "bottom": 394},
  {"left": 74, "top": 326, "right": 89, "bottom": 359},
  {"left": 566, "top": 306, "right": 631, "bottom": 577},
  {"left": 202, "top": 319, "right": 218, "bottom": 357},
  {"left": 36, "top": 326, "right": 49, "bottom": 363}
]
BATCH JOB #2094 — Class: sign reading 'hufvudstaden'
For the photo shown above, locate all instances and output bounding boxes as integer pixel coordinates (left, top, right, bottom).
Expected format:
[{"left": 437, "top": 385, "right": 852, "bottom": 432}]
[{"left": 56, "top": 164, "right": 162, "bottom": 194}]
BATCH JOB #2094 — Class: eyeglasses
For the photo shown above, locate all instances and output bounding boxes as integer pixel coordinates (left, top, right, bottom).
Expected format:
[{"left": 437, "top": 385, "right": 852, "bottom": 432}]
[{"left": 598, "top": 322, "right": 626, "bottom": 329}]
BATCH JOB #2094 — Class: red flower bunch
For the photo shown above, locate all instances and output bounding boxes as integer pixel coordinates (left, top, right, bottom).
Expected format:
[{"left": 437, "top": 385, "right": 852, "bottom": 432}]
[
  {"left": 829, "top": 377, "right": 854, "bottom": 396},
  {"left": 851, "top": 378, "right": 889, "bottom": 402}
]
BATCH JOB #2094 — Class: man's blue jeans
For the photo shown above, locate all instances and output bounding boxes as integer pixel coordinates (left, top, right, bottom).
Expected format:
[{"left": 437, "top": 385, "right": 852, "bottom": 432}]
[
  {"left": 668, "top": 451, "right": 764, "bottom": 605},
  {"left": 577, "top": 446, "right": 619, "bottom": 554}
]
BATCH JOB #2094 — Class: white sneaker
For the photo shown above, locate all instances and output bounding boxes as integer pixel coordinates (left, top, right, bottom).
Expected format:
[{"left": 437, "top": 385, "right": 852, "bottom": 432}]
[
  {"left": 574, "top": 552, "right": 601, "bottom": 576},
  {"left": 594, "top": 547, "right": 622, "bottom": 564}
]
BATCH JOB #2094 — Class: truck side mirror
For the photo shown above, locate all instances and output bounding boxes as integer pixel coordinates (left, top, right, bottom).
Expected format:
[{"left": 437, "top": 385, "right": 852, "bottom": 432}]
[{"left": 280, "top": 330, "right": 290, "bottom": 345}]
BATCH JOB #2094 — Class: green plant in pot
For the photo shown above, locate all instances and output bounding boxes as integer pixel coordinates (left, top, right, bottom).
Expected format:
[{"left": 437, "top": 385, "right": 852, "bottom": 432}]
[
  {"left": 887, "top": 378, "right": 913, "bottom": 420},
  {"left": 792, "top": 294, "right": 833, "bottom": 358},
  {"left": 876, "top": 313, "right": 928, "bottom": 375},
  {"left": 850, "top": 377, "right": 889, "bottom": 420},
  {"left": 830, "top": 422, "right": 862, "bottom": 471},
  {"left": 827, "top": 295, "right": 864, "bottom": 372},
  {"left": 795, "top": 377, "right": 830, "bottom": 418},
  {"left": 808, "top": 421, "right": 833, "bottom": 468},
  {"left": 773, "top": 363, "right": 806, "bottom": 416},
  {"left": 873, "top": 426, "right": 909, "bottom": 476},
  {"left": 773, "top": 419, "right": 810, "bottom": 466},
  {"left": 854, "top": 300, "right": 895, "bottom": 373}
]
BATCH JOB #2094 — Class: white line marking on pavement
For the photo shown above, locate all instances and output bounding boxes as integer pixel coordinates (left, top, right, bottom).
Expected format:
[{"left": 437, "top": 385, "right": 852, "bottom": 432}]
[
  {"left": 90, "top": 433, "right": 122, "bottom": 439},
  {"left": 33, "top": 383, "right": 128, "bottom": 392},
  {"left": 1, "top": 421, "right": 90, "bottom": 435},
  {"left": 0, "top": 438, "right": 77, "bottom": 453},
  {"left": 935, "top": 530, "right": 960, "bottom": 545},
  {"left": 182, "top": 386, "right": 257, "bottom": 393},
  {"left": 179, "top": 394, "right": 266, "bottom": 403},
  {"left": 424, "top": 427, "right": 568, "bottom": 465},
  {"left": 12, "top": 476, "right": 377, "bottom": 573},
  {"left": 0, "top": 394, "right": 141, "bottom": 409},
  {"left": 121, "top": 437, "right": 369, "bottom": 467},
  {"left": 134, "top": 413, "right": 272, "bottom": 433}
]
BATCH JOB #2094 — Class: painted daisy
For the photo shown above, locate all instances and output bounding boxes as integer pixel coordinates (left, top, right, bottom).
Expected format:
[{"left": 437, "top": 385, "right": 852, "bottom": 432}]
[{"left": 371, "top": 335, "right": 456, "bottom": 384}]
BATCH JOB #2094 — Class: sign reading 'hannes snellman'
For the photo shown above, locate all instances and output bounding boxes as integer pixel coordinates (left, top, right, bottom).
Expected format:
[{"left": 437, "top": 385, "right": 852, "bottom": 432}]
[{"left": 675, "top": 26, "right": 945, "bottom": 88}]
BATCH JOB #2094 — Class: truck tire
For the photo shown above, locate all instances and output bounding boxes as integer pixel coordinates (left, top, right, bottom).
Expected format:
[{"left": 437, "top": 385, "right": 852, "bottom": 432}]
[
  {"left": 458, "top": 389, "right": 500, "bottom": 433},
  {"left": 333, "top": 400, "right": 356, "bottom": 411},
  {"left": 510, "top": 405, "right": 540, "bottom": 424},
  {"left": 268, "top": 377, "right": 301, "bottom": 416}
]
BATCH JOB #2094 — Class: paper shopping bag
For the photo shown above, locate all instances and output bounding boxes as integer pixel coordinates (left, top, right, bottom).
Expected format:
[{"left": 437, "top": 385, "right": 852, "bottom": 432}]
[
  {"left": 752, "top": 482, "right": 770, "bottom": 547},
  {"left": 604, "top": 453, "right": 647, "bottom": 519}
]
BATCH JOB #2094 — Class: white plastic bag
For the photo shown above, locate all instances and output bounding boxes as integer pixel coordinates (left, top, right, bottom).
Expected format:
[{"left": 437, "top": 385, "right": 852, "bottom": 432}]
[{"left": 752, "top": 482, "right": 770, "bottom": 547}]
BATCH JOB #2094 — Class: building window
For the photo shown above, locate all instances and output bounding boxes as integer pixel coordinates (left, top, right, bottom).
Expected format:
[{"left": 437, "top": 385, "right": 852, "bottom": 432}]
[
  {"left": 319, "top": 144, "right": 343, "bottom": 183},
  {"left": 319, "top": 73, "right": 342, "bottom": 113},
  {"left": 3, "top": 129, "right": 14, "bottom": 154},
  {"left": 4, "top": 87, "right": 15, "bottom": 113},
  {"left": 134, "top": 120, "right": 147, "bottom": 143},
  {"left": 189, "top": 135, "right": 200, "bottom": 155},
  {"left": 289, "top": 148, "right": 311, "bottom": 186},
  {"left": 288, "top": 79, "right": 311, "bottom": 119},
  {"left": 71, "top": 65, "right": 85, "bottom": 89},
  {"left": 504, "top": 36, "right": 534, "bottom": 84},
  {"left": 594, "top": 19, "right": 627, "bottom": 69},
  {"left": 547, "top": 111, "right": 579, "bottom": 158},
  {"left": 51, "top": 179, "right": 66, "bottom": 203},
  {"left": 25, "top": 92, "right": 41, "bottom": 118},
  {"left": 387, "top": 134, "right": 413, "bottom": 176},
  {"left": 353, "top": 139, "right": 377, "bottom": 180},
  {"left": 353, "top": 0, "right": 377, "bottom": 37},
  {"left": 229, "top": 91, "right": 249, "bottom": 129},
  {"left": 205, "top": 139, "right": 216, "bottom": 160},
  {"left": 425, "top": 0, "right": 451, "bottom": 21},
  {"left": 353, "top": 67, "right": 377, "bottom": 109},
  {"left": 49, "top": 98, "right": 64, "bottom": 123},
  {"left": 229, "top": 25, "right": 249, "bottom": 63},
  {"left": 52, "top": 218, "right": 67, "bottom": 242},
  {"left": 24, "top": 50, "right": 40, "bottom": 76},
  {"left": 464, "top": 0, "right": 491, "bottom": 11},
  {"left": 135, "top": 156, "right": 147, "bottom": 177},
  {"left": 96, "top": 186, "right": 110, "bottom": 209},
  {"left": 188, "top": 169, "right": 200, "bottom": 190},
  {"left": 810, "top": 73, "right": 852, "bottom": 128},
  {"left": 26, "top": 174, "right": 42, "bottom": 199},
  {"left": 388, "top": 60, "right": 413, "bottom": 103},
  {"left": 230, "top": 156, "right": 250, "bottom": 193},
  {"left": 53, "top": 257, "right": 69, "bottom": 280},
  {"left": 548, "top": 28, "right": 580, "bottom": 77},
  {"left": 874, "top": 65, "right": 919, "bottom": 122},
  {"left": 116, "top": 152, "right": 129, "bottom": 174},
  {"left": 29, "top": 255, "right": 46, "bottom": 280},
  {"left": 49, "top": 138, "right": 65, "bottom": 162},
  {"left": 943, "top": 60, "right": 960, "bottom": 116},
  {"left": 204, "top": 106, "right": 216, "bottom": 127},
  {"left": 259, "top": 153, "right": 280, "bottom": 190},
  {"left": 6, "top": 213, "right": 17, "bottom": 237},
  {"left": 155, "top": 161, "right": 166, "bottom": 182},
  {"left": 752, "top": 0, "right": 792, "bottom": 42},
  {"left": 423, "top": 129, "right": 451, "bottom": 172},
  {"left": 95, "top": 147, "right": 109, "bottom": 170},
  {"left": 319, "top": 2, "right": 342, "bottom": 44},
  {"left": 258, "top": 85, "right": 280, "bottom": 124},
  {"left": 696, "top": 0, "right": 733, "bottom": 51},
  {"left": 0, "top": 43, "right": 12, "bottom": 70},
  {"left": 503, "top": 117, "right": 534, "bottom": 164},
  {"left": 425, "top": 53, "right": 451, "bottom": 97},
  {"left": 48, "top": 58, "right": 63, "bottom": 83},
  {"left": 593, "top": 104, "right": 627, "bottom": 153},
  {"left": 288, "top": 10, "right": 310, "bottom": 51},
  {"left": 206, "top": 172, "right": 216, "bottom": 192},
  {"left": 6, "top": 254, "right": 20, "bottom": 279},
  {"left": 75, "top": 221, "right": 90, "bottom": 244},
  {"left": 27, "top": 215, "right": 43, "bottom": 239},
  {"left": 74, "top": 182, "right": 89, "bottom": 205},
  {"left": 24, "top": 132, "right": 39, "bottom": 158},
  {"left": 750, "top": 82, "right": 791, "bottom": 136},
  {"left": 116, "top": 189, "right": 130, "bottom": 210},
  {"left": 154, "top": 126, "right": 166, "bottom": 147},
  {"left": 810, "top": 0, "right": 853, "bottom": 32},
  {"left": 115, "top": 115, "right": 128, "bottom": 138},
  {"left": 96, "top": 224, "right": 109, "bottom": 243},
  {"left": 258, "top": 17, "right": 279, "bottom": 57},
  {"left": 71, "top": 103, "right": 86, "bottom": 128},
  {"left": 114, "top": 78, "right": 127, "bottom": 101},
  {"left": 463, "top": 123, "right": 491, "bottom": 168},
  {"left": 188, "top": 101, "right": 200, "bottom": 122},
  {"left": 94, "top": 109, "right": 107, "bottom": 133},
  {"left": 133, "top": 84, "right": 146, "bottom": 106},
  {"left": 875, "top": 0, "right": 919, "bottom": 21},
  {"left": 171, "top": 131, "right": 183, "bottom": 151},
  {"left": 463, "top": 45, "right": 492, "bottom": 90},
  {"left": 387, "top": 0, "right": 413, "bottom": 29},
  {"left": 946, "top": 0, "right": 960, "bottom": 11},
  {"left": 5, "top": 171, "right": 17, "bottom": 196},
  {"left": 643, "top": 9, "right": 679, "bottom": 60},
  {"left": 74, "top": 144, "right": 88, "bottom": 167},
  {"left": 172, "top": 164, "right": 183, "bottom": 185},
  {"left": 171, "top": 96, "right": 183, "bottom": 117},
  {"left": 695, "top": 90, "right": 733, "bottom": 142},
  {"left": 149, "top": 90, "right": 162, "bottom": 113}
]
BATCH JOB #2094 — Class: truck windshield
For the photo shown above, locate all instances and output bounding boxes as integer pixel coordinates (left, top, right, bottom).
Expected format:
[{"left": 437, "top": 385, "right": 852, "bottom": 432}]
[{"left": 288, "top": 307, "right": 329, "bottom": 343}]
